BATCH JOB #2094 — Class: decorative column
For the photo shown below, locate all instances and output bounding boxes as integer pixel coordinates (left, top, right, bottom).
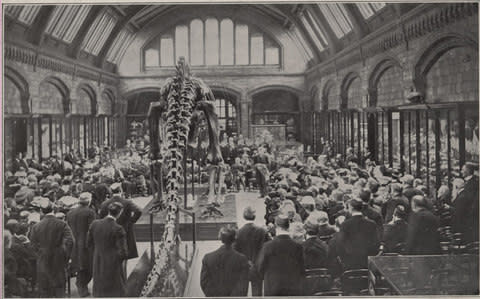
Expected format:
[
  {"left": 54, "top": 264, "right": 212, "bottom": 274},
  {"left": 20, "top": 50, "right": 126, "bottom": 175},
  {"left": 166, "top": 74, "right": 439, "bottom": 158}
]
[{"left": 239, "top": 92, "right": 250, "bottom": 138}]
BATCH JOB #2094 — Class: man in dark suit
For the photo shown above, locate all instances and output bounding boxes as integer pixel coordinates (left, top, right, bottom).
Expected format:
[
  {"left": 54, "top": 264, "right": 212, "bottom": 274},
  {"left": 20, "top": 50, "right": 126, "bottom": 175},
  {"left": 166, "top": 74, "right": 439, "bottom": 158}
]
[
  {"left": 201, "top": 226, "right": 249, "bottom": 297},
  {"left": 88, "top": 202, "right": 128, "bottom": 297},
  {"left": 330, "top": 198, "right": 379, "bottom": 270},
  {"left": 406, "top": 195, "right": 441, "bottom": 255},
  {"left": 359, "top": 189, "right": 383, "bottom": 239},
  {"left": 383, "top": 183, "right": 410, "bottom": 223},
  {"left": 302, "top": 217, "right": 328, "bottom": 269},
  {"left": 66, "top": 192, "right": 96, "bottom": 297},
  {"left": 452, "top": 175, "right": 479, "bottom": 243},
  {"left": 99, "top": 183, "right": 142, "bottom": 260},
  {"left": 256, "top": 215, "right": 306, "bottom": 296},
  {"left": 92, "top": 177, "right": 112, "bottom": 213},
  {"left": 30, "top": 198, "right": 74, "bottom": 297},
  {"left": 382, "top": 205, "right": 409, "bottom": 253},
  {"left": 401, "top": 175, "right": 421, "bottom": 203},
  {"left": 233, "top": 206, "right": 270, "bottom": 296}
]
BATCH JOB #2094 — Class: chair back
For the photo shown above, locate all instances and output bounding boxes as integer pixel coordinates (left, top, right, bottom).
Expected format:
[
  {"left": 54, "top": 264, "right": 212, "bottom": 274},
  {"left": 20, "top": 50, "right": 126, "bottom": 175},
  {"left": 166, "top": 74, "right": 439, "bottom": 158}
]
[
  {"left": 305, "top": 268, "right": 332, "bottom": 295},
  {"left": 341, "top": 269, "right": 369, "bottom": 296}
]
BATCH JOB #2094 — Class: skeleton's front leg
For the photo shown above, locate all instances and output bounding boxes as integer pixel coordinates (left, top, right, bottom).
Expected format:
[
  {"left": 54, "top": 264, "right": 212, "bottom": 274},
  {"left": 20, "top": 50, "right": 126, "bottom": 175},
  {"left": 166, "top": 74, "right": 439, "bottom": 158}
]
[{"left": 207, "top": 164, "right": 218, "bottom": 204}]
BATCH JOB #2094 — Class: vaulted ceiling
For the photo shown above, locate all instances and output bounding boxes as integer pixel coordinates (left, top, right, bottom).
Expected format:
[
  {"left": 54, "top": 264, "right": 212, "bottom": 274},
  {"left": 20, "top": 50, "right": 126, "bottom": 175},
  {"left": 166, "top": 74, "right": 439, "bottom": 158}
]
[{"left": 4, "top": 3, "right": 419, "bottom": 72}]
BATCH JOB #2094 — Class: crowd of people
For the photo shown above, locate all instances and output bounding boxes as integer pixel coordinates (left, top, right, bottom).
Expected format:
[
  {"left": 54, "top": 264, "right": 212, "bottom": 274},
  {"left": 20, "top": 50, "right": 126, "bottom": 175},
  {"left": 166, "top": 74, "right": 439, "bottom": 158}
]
[
  {"left": 3, "top": 143, "right": 148, "bottom": 297},
  {"left": 3, "top": 131, "right": 479, "bottom": 297},
  {"left": 201, "top": 138, "right": 479, "bottom": 296}
]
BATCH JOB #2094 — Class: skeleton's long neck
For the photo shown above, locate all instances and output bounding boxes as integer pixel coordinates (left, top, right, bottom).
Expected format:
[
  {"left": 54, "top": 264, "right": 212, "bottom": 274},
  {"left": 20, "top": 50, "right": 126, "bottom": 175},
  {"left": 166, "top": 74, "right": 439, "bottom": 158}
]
[{"left": 163, "top": 75, "right": 195, "bottom": 244}]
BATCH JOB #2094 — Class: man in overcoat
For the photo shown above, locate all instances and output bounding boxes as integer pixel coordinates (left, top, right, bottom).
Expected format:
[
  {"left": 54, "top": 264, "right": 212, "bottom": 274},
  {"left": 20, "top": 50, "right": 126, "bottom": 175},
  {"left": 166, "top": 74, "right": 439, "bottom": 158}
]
[
  {"left": 99, "top": 183, "right": 142, "bottom": 259},
  {"left": 88, "top": 202, "right": 128, "bottom": 297},
  {"left": 30, "top": 198, "right": 74, "bottom": 297},
  {"left": 66, "top": 192, "right": 96, "bottom": 297}
]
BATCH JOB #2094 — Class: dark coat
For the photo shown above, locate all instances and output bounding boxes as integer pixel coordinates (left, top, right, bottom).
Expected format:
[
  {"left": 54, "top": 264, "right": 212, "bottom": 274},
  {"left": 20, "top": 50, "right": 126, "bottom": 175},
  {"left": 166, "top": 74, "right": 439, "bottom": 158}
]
[
  {"left": 405, "top": 209, "right": 440, "bottom": 255},
  {"left": 317, "top": 225, "right": 337, "bottom": 239},
  {"left": 234, "top": 223, "right": 270, "bottom": 263},
  {"left": 100, "top": 195, "right": 142, "bottom": 259},
  {"left": 87, "top": 217, "right": 128, "bottom": 297},
  {"left": 333, "top": 215, "right": 379, "bottom": 270},
  {"left": 67, "top": 205, "right": 96, "bottom": 272},
  {"left": 363, "top": 206, "right": 384, "bottom": 239},
  {"left": 382, "top": 220, "right": 409, "bottom": 253},
  {"left": 403, "top": 186, "right": 421, "bottom": 202},
  {"left": 30, "top": 215, "right": 74, "bottom": 291},
  {"left": 93, "top": 183, "right": 112, "bottom": 211},
  {"left": 452, "top": 189, "right": 479, "bottom": 243},
  {"left": 200, "top": 245, "right": 249, "bottom": 297},
  {"left": 302, "top": 236, "right": 329, "bottom": 269},
  {"left": 257, "top": 234, "right": 306, "bottom": 296}
]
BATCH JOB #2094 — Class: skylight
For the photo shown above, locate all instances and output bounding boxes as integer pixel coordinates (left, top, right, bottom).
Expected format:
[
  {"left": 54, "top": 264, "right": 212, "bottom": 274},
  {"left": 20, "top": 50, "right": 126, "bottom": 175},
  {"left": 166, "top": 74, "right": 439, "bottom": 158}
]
[
  {"left": 81, "top": 10, "right": 117, "bottom": 56},
  {"left": 106, "top": 28, "right": 134, "bottom": 64},
  {"left": 45, "top": 5, "right": 92, "bottom": 43},
  {"left": 299, "top": 13, "right": 326, "bottom": 51},
  {"left": 356, "top": 3, "right": 386, "bottom": 19},
  {"left": 5, "top": 5, "right": 41, "bottom": 26},
  {"left": 318, "top": 4, "right": 353, "bottom": 38}
]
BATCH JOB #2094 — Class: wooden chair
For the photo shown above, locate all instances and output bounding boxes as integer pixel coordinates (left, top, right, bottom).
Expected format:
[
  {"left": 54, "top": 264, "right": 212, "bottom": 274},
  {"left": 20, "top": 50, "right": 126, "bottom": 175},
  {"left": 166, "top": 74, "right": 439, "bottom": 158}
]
[
  {"left": 341, "top": 269, "right": 369, "bottom": 296},
  {"left": 305, "top": 268, "right": 332, "bottom": 295}
]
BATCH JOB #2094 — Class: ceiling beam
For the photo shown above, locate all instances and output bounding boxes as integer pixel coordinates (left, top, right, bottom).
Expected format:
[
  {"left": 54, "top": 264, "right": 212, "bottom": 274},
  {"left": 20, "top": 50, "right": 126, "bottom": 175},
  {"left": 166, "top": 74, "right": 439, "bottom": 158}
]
[
  {"left": 26, "top": 6, "right": 56, "bottom": 46},
  {"left": 343, "top": 4, "right": 370, "bottom": 39},
  {"left": 68, "top": 5, "right": 105, "bottom": 59},
  {"left": 95, "top": 6, "right": 145, "bottom": 68},
  {"left": 307, "top": 4, "right": 341, "bottom": 54},
  {"left": 274, "top": 4, "right": 321, "bottom": 62}
]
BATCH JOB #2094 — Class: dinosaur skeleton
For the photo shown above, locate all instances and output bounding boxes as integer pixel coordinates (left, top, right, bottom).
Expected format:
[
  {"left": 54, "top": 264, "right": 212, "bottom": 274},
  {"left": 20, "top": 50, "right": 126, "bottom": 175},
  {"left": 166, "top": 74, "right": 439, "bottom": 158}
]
[{"left": 140, "top": 58, "right": 224, "bottom": 296}]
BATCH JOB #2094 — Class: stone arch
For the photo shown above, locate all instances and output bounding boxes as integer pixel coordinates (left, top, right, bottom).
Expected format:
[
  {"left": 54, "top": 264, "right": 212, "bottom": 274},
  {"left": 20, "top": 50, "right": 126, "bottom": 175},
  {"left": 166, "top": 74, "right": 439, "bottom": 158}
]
[
  {"left": 37, "top": 77, "right": 70, "bottom": 114},
  {"left": 340, "top": 72, "right": 361, "bottom": 109},
  {"left": 100, "top": 88, "right": 116, "bottom": 116},
  {"left": 4, "top": 66, "right": 30, "bottom": 114},
  {"left": 413, "top": 33, "right": 478, "bottom": 94},
  {"left": 248, "top": 84, "right": 303, "bottom": 98},
  {"left": 75, "top": 84, "right": 97, "bottom": 115},
  {"left": 322, "top": 79, "right": 335, "bottom": 111},
  {"left": 368, "top": 57, "right": 403, "bottom": 107}
]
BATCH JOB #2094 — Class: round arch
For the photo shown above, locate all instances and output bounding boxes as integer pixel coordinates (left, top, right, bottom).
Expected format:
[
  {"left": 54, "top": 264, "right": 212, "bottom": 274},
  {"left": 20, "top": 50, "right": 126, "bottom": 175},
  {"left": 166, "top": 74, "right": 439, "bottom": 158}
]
[
  {"left": 368, "top": 57, "right": 403, "bottom": 107},
  {"left": 5, "top": 66, "right": 30, "bottom": 114},
  {"left": 322, "top": 79, "right": 335, "bottom": 111},
  {"left": 413, "top": 33, "right": 478, "bottom": 93},
  {"left": 101, "top": 89, "right": 116, "bottom": 116},
  {"left": 75, "top": 84, "right": 97, "bottom": 116},
  {"left": 37, "top": 76, "right": 70, "bottom": 114},
  {"left": 340, "top": 72, "right": 361, "bottom": 109}
]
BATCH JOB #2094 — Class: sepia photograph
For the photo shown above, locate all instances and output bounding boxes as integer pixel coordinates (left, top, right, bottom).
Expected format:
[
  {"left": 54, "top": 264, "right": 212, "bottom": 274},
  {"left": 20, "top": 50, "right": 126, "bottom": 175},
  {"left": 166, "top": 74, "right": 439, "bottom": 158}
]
[{"left": 2, "top": 1, "right": 479, "bottom": 297}]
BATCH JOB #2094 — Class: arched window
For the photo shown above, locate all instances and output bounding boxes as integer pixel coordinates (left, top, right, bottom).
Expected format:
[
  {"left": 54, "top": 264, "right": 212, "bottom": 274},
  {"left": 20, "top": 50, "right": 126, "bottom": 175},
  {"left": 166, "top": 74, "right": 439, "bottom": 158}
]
[
  {"left": 250, "top": 33, "right": 264, "bottom": 65},
  {"left": 143, "top": 18, "right": 281, "bottom": 68},
  {"left": 190, "top": 19, "right": 204, "bottom": 65},
  {"left": 175, "top": 25, "right": 189, "bottom": 62},
  {"left": 205, "top": 18, "right": 219, "bottom": 65},
  {"left": 235, "top": 24, "right": 249, "bottom": 65},
  {"left": 220, "top": 19, "right": 234, "bottom": 65},
  {"left": 215, "top": 97, "right": 237, "bottom": 136}
]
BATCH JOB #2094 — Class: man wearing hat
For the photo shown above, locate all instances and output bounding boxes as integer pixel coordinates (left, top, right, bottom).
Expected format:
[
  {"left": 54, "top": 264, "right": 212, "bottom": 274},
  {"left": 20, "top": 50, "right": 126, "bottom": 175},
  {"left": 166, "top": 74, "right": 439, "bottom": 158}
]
[
  {"left": 234, "top": 206, "right": 270, "bottom": 296},
  {"left": 382, "top": 205, "right": 409, "bottom": 253},
  {"left": 330, "top": 197, "right": 379, "bottom": 270},
  {"left": 88, "top": 202, "right": 128, "bottom": 297},
  {"left": 401, "top": 174, "right": 421, "bottom": 202},
  {"left": 30, "top": 198, "right": 74, "bottom": 297},
  {"left": 256, "top": 215, "right": 306, "bottom": 296},
  {"left": 359, "top": 189, "right": 384, "bottom": 239},
  {"left": 99, "top": 183, "right": 142, "bottom": 260},
  {"left": 382, "top": 183, "right": 410, "bottom": 224},
  {"left": 302, "top": 217, "right": 328, "bottom": 269},
  {"left": 66, "top": 192, "right": 97, "bottom": 297}
]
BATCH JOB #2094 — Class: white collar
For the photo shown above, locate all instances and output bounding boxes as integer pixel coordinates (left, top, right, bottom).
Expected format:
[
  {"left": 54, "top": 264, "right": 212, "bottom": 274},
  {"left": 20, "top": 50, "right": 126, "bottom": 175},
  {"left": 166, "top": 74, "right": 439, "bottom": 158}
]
[
  {"left": 106, "top": 215, "right": 116, "bottom": 220},
  {"left": 243, "top": 220, "right": 255, "bottom": 225},
  {"left": 276, "top": 230, "right": 290, "bottom": 236},
  {"left": 351, "top": 211, "right": 363, "bottom": 217},
  {"left": 465, "top": 175, "right": 473, "bottom": 181},
  {"left": 306, "top": 234, "right": 317, "bottom": 239}
]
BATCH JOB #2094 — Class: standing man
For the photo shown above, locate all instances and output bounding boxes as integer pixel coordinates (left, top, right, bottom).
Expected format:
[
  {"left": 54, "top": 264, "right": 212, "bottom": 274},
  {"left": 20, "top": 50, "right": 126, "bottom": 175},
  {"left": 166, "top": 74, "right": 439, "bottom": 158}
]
[
  {"left": 67, "top": 192, "right": 96, "bottom": 297},
  {"left": 256, "top": 215, "right": 305, "bottom": 296},
  {"left": 99, "top": 183, "right": 142, "bottom": 260},
  {"left": 405, "top": 195, "right": 440, "bottom": 255},
  {"left": 234, "top": 206, "right": 270, "bottom": 296},
  {"left": 30, "top": 198, "right": 74, "bottom": 297},
  {"left": 201, "top": 226, "right": 249, "bottom": 297},
  {"left": 88, "top": 202, "right": 128, "bottom": 297},
  {"left": 253, "top": 146, "right": 270, "bottom": 198}
]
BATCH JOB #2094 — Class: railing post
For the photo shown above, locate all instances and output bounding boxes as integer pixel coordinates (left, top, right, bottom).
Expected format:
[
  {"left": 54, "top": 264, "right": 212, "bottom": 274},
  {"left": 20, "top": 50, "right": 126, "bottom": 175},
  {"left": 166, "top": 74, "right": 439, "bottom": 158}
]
[
  {"left": 150, "top": 213, "right": 155, "bottom": 264},
  {"left": 192, "top": 212, "right": 196, "bottom": 246}
]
